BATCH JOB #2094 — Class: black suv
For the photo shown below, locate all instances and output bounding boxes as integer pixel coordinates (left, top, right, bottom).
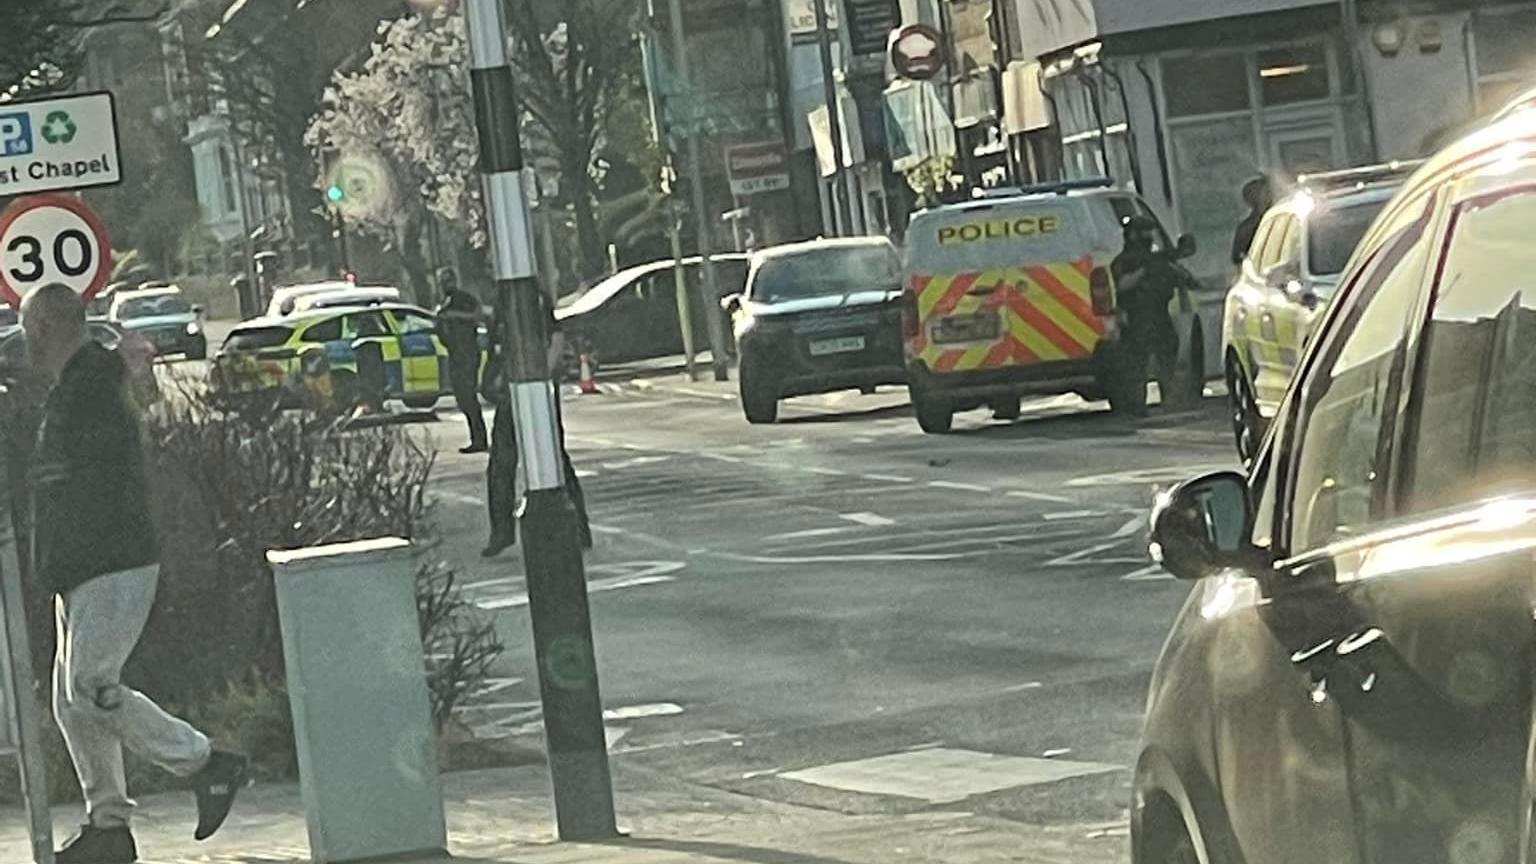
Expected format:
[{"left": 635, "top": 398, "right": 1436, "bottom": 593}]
[{"left": 724, "top": 238, "right": 906, "bottom": 423}]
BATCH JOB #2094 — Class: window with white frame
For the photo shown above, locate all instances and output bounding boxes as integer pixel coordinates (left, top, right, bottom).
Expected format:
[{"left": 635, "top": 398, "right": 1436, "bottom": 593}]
[{"left": 1472, "top": 6, "right": 1536, "bottom": 111}]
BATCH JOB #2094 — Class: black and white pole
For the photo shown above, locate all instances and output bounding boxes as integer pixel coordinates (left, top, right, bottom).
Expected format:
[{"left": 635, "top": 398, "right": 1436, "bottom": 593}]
[{"left": 463, "top": 0, "right": 618, "bottom": 841}]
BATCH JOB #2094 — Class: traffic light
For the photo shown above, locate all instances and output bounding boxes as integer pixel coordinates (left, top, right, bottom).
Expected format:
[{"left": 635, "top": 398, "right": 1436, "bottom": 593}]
[{"left": 326, "top": 183, "right": 345, "bottom": 204}]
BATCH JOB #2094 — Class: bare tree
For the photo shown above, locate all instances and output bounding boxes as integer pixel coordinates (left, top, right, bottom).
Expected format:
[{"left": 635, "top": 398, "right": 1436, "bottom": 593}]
[
  {"left": 0, "top": 0, "right": 165, "bottom": 97},
  {"left": 506, "top": 0, "right": 642, "bottom": 279}
]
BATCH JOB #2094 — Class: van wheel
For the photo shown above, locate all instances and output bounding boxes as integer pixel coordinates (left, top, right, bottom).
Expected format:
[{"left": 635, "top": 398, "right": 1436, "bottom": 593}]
[
  {"left": 991, "top": 396, "right": 1021, "bottom": 421},
  {"left": 914, "top": 392, "right": 954, "bottom": 434},
  {"left": 740, "top": 362, "right": 778, "bottom": 424}
]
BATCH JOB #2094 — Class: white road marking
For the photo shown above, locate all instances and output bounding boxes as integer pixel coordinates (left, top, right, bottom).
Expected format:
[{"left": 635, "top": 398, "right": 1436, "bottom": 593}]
[
  {"left": 1111, "top": 514, "right": 1146, "bottom": 538},
  {"left": 1042, "top": 748, "right": 1073, "bottom": 758},
  {"left": 1121, "top": 564, "right": 1172, "bottom": 581},
  {"left": 1007, "top": 490, "right": 1075, "bottom": 503},
  {"left": 1042, "top": 510, "right": 1103, "bottom": 521},
  {"left": 808, "top": 467, "right": 848, "bottom": 476},
  {"left": 603, "top": 702, "right": 684, "bottom": 720},
  {"left": 929, "top": 480, "right": 992, "bottom": 492},
  {"left": 719, "top": 551, "right": 966, "bottom": 564},
  {"left": 863, "top": 473, "right": 914, "bottom": 483},
  {"left": 762, "top": 526, "right": 850, "bottom": 542},
  {"left": 999, "top": 681, "right": 1044, "bottom": 693},
  {"left": 475, "top": 561, "right": 685, "bottom": 610},
  {"left": 462, "top": 576, "right": 520, "bottom": 591},
  {"left": 840, "top": 512, "right": 895, "bottom": 527},
  {"left": 779, "top": 748, "right": 1120, "bottom": 803},
  {"left": 1066, "top": 465, "right": 1227, "bottom": 488},
  {"left": 781, "top": 522, "right": 1088, "bottom": 553},
  {"left": 601, "top": 455, "right": 671, "bottom": 469},
  {"left": 467, "top": 677, "right": 523, "bottom": 698},
  {"left": 575, "top": 469, "right": 597, "bottom": 478},
  {"left": 1044, "top": 542, "right": 1145, "bottom": 567}
]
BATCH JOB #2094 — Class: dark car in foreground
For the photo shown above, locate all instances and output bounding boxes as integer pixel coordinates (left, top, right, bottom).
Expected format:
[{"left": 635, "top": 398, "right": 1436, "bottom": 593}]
[
  {"left": 1135, "top": 102, "right": 1536, "bottom": 864},
  {"left": 724, "top": 238, "right": 905, "bottom": 423}
]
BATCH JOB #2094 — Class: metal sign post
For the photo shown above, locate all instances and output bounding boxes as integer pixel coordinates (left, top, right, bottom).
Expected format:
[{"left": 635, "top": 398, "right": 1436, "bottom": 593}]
[{"left": 1, "top": 548, "right": 55, "bottom": 864}]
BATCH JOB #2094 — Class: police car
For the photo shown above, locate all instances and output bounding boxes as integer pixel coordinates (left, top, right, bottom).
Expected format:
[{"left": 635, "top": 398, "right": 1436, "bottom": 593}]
[
  {"left": 902, "top": 180, "right": 1207, "bottom": 433},
  {"left": 213, "top": 302, "right": 485, "bottom": 409},
  {"left": 1222, "top": 161, "right": 1419, "bottom": 463}
]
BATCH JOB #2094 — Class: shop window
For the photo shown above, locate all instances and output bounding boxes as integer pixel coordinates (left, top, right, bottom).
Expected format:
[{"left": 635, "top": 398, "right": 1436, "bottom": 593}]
[
  {"left": 1162, "top": 53, "right": 1249, "bottom": 117},
  {"left": 1171, "top": 117, "right": 1259, "bottom": 282},
  {"left": 1474, "top": 9, "right": 1536, "bottom": 108},
  {"left": 1258, "top": 43, "right": 1330, "bottom": 106}
]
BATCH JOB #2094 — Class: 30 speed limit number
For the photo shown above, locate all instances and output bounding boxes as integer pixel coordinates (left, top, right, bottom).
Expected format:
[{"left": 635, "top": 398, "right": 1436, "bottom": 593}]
[{"left": 0, "top": 194, "right": 112, "bottom": 308}]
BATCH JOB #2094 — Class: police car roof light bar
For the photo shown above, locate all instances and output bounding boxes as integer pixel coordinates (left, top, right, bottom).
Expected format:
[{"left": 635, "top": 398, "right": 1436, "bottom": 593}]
[
  {"left": 973, "top": 177, "right": 1114, "bottom": 200},
  {"left": 1297, "top": 160, "right": 1426, "bottom": 191}
]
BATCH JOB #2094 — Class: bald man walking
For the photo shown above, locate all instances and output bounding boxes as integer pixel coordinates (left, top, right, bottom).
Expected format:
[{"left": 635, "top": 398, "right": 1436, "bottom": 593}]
[{"left": 21, "top": 284, "right": 247, "bottom": 863}]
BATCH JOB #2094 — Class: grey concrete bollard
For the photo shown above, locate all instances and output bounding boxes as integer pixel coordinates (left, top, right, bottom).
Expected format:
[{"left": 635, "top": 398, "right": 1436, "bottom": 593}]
[{"left": 268, "top": 537, "right": 447, "bottom": 864}]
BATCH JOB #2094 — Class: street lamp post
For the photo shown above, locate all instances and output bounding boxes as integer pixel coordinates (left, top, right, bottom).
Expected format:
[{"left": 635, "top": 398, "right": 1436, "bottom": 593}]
[
  {"left": 665, "top": 0, "right": 730, "bottom": 381},
  {"left": 813, "top": 0, "right": 847, "bottom": 236},
  {"left": 461, "top": 0, "right": 618, "bottom": 840}
]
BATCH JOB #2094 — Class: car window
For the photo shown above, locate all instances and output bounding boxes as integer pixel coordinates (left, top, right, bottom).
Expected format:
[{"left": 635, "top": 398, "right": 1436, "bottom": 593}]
[
  {"left": 750, "top": 245, "right": 900, "bottom": 301},
  {"left": 224, "top": 326, "right": 293, "bottom": 351},
  {"left": 1277, "top": 216, "right": 1300, "bottom": 268},
  {"left": 1249, "top": 215, "right": 1279, "bottom": 271},
  {"left": 1259, "top": 215, "right": 1294, "bottom": 273},
  {"left": 346, "top": 311, "right": 390, "bottom": 338},
  {"left": 304, "top": 317, "right": 343, "bottom": 342},
  {"left": 1285, "top": 198, "right": 1435, "bottom": 552},
  {"left": 394, "top": 309, "right": 437, "bottom": 335},
  {"left": 1308, "top": 197, "right": 1389, "bottom": 276},
  {"left": 1402, "top": 188, "right": 1536, "bottom": 514},
  {"left": 118, "top": 294, "right": 192, "bottom": 318}
]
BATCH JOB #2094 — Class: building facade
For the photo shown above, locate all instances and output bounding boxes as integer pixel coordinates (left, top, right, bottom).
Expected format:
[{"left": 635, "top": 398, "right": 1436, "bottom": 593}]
[{"left": 1005, "top": 0, "right": 1536, "bottom": 286}]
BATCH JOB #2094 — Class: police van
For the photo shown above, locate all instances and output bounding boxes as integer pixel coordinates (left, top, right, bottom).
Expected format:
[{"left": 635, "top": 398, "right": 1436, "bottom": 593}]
[{"left": 901, "top": 180, "right": 1207, "bottom": 433}]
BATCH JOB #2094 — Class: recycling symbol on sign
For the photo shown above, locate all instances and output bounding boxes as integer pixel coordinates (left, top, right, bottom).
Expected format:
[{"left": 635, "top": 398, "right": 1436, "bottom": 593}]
[{"left": 40, "top": 111, "right": 77, "bottom": 145}]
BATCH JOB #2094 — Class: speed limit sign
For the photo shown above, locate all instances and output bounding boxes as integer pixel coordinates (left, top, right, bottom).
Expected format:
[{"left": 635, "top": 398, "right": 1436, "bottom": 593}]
[{"left": 0, "top": 194, "right": 111, "bottom": 307}]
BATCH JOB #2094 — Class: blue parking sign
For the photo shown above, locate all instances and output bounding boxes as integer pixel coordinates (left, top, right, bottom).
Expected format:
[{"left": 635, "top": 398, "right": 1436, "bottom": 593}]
[{"left": 0, "top": 112, "right": 33, "bottom": 157}]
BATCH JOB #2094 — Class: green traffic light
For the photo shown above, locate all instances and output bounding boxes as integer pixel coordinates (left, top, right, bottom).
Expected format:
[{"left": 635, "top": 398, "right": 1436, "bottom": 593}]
[{"left": 326, "top": 184, "right": 345, "bottom": 203}]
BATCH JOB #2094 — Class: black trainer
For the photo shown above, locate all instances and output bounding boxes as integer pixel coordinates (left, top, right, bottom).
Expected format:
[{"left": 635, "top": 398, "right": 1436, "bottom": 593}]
[
  {"left": 56, "top": 825, "right": 137, "bottom": 864},
  {"left": 192, "top": 750, "right": 250, "bottom": 841},
  {"left": 481, "top": 532, "right": 516, "bottom": 558}
]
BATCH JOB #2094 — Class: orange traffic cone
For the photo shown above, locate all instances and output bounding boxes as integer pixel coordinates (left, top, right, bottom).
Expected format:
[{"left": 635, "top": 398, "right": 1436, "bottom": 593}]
[{"left": 578, "top": 353, "right": 599, "bottom": 395}]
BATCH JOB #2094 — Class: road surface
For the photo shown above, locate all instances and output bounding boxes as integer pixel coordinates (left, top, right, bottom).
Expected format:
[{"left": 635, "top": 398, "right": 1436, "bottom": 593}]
[{"left": 419, "top": 383, "right": 1235, "bottom": 834}]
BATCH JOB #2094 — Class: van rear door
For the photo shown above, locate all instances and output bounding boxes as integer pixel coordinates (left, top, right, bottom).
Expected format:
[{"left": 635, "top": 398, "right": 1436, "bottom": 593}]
[{"left": 905, "top": 200, "right": 1107, "bottom": 376}]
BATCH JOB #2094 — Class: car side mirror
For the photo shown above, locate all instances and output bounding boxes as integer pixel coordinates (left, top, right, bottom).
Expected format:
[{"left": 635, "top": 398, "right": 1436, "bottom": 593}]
[
  {"left": 1175, "top": 233, "right": 1197, "bottom": 260},
  {"left": 1286, "top": 281, "right": 1321, "bottom": 310},
  {"left": 1265, "top": 261, "right": 1300, "bottom": 291},
  {"left": 721, "top": 293, "right": 742, "bottom": 313},
  {"left": 192, "top": 304, "right": 206, "bottom": 317},
  {"left": 1149, "top": 470, "right": 1253, "bottom": 581}
]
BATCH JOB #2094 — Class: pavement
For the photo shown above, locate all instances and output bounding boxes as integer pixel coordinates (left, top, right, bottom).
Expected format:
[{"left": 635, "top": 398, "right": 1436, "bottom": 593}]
[
  {"left": 3, "top": 355, "right": 1238, "bottom": 864},
  {"left": 0, "top": 763, "right": 1127, "bottom": 863}
]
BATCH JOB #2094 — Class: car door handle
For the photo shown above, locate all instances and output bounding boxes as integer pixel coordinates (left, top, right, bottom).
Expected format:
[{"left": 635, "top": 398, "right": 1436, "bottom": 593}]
[
  {"left": 967, "top": 284, "right": 1001, "bottom": 296},
  {"left": 1291, "top": 626, "right": 1386, "bottom": 698}
]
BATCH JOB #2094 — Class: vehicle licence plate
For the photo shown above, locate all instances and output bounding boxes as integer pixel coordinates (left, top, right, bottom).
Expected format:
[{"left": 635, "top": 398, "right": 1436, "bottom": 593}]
[
  {"left": 809, "top": 335, "right": 865, "bottom": 356},
  {"left": 932, "top": 313, "right": 1000, "bottom": 343}
]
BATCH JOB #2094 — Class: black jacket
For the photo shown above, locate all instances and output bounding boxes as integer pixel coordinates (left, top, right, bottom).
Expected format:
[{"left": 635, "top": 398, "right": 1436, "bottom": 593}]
[
  {"left": 435, "top": 289, "right": 482, "bottom": 374},
  {"left": 31, "top": 343, "right": 158, "bottom": 595}
]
